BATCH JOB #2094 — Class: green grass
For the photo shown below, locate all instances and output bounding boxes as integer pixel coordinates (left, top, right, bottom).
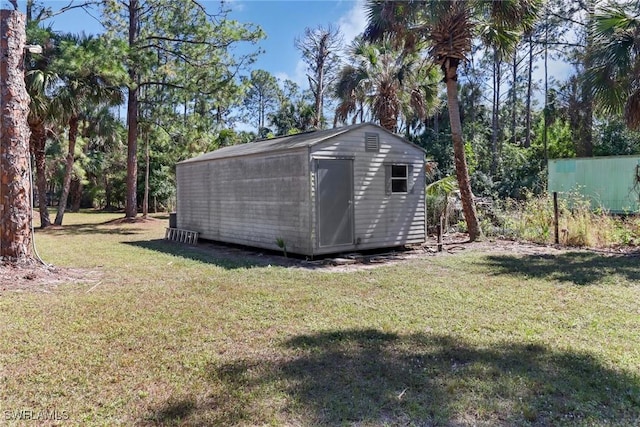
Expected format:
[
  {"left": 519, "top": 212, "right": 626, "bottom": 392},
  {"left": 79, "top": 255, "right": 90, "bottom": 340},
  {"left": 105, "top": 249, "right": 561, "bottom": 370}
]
[{"left": 1, "top": 212, "right": 639, "bottom": 426}]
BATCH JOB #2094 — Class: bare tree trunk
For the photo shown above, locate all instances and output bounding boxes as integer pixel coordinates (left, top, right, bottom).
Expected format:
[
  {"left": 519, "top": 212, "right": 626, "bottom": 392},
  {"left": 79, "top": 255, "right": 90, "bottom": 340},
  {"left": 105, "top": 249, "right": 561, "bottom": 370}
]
[
  {"left": 445, "top": 60, "right": 481, "bottom": 241},
  {"left": 70, "top": 178, "right": 82, "bottom": 212},
  {"left": 29, "top": 121, "right": 50, "bottom": 227},
  {"left": 183, "top": 91, "right": 187, "bottom": 127},
  {"left": 580, "top": 101, "right": 593, "bottom": 157},
  {"left": 314, "top": 53, "right": 324, "bottom": 129},
  {"left": 126, "top": 87, "right": 138, "bottom": 218},
  {"left": 26, "top": 0, "right": 32, "bottom": 22},
  {"left": 434, "top": 111, "right": 439, "bottom": 134},
  {"left": 490, "top": 48, "right": 501, "bottom": 176},
  {"left": 295, "top": 25, "right": 341, "bottom": 130},
  {"left": 125, "top": 0, "right": 139, "bottom": 219},
  {"left": 525, "top": 36, "right": 533, "bottom": 148},
  {"left": 259, "top": 92, "right": 264, "bottom": 129},
  {"left": 544, "top": 15, "right": 549, "bottom": 164},
  {"left": 579, "top": 0, "right": 595, "bottom": 158},
  {"left": 142, "top": 131, "right": 149, "bottom": 219},
  {"left": 54, "top": 115, "right": 79, "bottom": 225},
  {"left": 104, "top": 175, "right": 112, "bottom": 210},
  {"left": 0, "top": 9, "right": 32, "bottom": 261},
  {"left": 511, "top": 48, "right": 518, "bottom": 146}
]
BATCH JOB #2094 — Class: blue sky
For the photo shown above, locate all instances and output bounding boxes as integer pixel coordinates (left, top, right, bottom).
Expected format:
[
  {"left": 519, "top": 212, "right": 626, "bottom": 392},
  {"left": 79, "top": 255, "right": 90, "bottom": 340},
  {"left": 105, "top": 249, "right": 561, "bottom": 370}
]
[
  {"left": 16, "top": 0, "right": 368, "bottom": 89},
  {"left": 228, "top": 0, "right": 367, "bottom": 86},
  {"left": 14, "top": 0, "right": 571, "bottom": 121}
]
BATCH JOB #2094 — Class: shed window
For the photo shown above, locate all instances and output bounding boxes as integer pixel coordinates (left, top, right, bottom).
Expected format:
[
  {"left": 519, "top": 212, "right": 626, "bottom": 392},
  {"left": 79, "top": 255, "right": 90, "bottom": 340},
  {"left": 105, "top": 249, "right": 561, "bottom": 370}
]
[
  {"left": 365, "top": 133, "right": 380, "bottom": 152},
  {"left": 391, "top": 164, "right": 408, "bottom": 193}
]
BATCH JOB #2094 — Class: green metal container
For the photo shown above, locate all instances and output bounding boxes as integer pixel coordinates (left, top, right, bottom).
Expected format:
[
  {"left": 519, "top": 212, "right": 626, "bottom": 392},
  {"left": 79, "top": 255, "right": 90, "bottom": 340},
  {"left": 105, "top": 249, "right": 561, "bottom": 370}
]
[{"left": 548, "top": 156, "right": 640, "bottom": 214}]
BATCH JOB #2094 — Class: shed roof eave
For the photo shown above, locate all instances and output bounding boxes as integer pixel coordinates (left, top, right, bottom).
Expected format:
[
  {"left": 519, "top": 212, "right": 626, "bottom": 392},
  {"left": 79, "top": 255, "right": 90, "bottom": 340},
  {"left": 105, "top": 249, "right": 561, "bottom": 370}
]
[
  {"left": 177, "top": 122, "right": 427, "bottom": 165},
  {"left": 177, "top": 124, "right": 366, "bottom": 165}
]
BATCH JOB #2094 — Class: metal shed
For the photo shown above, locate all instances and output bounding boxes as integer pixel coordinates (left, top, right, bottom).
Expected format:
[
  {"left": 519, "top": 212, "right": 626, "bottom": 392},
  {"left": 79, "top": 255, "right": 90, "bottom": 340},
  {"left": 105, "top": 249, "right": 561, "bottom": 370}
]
[
  {"left": 176, "top": 123, "right": 426, "bottom": 256},
  {"left": 548, "top": 155, "right": 640, "bottom": 213}
]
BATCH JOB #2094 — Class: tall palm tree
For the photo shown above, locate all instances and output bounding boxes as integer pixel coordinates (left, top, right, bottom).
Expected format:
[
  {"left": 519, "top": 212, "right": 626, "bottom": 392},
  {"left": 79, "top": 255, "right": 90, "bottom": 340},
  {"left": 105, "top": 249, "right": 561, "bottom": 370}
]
[
  {"left": 334, "top": 64, "right": 367, "bottom": 127},
  {"left": 72, "top": 105, "right": 125, "bottom": 212},
  {"left": 25, "top": 25, "right": 59, "bottom": 228},
  {"left": 365, "top": 0, "right": 541, "bottom": 241},
  {"left": 51, "top": 35, "right": 125, "bottom": 225},
  {"left": 333, "top": 37, "right": 439, "bottom": 134},
  {"left": 588, "top": 2, "right": 640, "bottom": 130}
]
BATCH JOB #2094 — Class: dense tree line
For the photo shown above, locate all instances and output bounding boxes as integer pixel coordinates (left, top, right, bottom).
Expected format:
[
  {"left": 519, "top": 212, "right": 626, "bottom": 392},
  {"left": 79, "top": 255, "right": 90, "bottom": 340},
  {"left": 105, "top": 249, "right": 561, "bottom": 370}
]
[{"left": 14, "top": 0, "right": 640, "bottom": 237}]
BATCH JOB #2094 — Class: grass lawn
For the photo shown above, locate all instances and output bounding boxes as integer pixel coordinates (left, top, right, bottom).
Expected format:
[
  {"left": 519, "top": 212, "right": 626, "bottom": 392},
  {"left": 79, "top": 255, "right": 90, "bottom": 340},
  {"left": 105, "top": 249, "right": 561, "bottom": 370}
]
[{"left": 1, "top": 212, "right": 639, "bottom": 426}]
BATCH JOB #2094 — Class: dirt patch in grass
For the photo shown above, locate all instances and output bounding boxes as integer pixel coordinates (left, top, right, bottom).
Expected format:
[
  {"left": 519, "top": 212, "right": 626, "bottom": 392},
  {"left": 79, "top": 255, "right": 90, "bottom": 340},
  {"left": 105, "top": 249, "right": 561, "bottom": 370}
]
[
  {"left": 105, "top": 216, "right": 165, "bottom": 226},
  {"left": 308, "top": 235, "right": 585, "bottom": 272},
  {"left": 0, "top": 216, "right": 161, "bottom": 292},
  {"left": 150, "top": 233, "right": 583, "bottom": 273},
  {"left": 0, "top": 261, "right": 101, "bottom": 293},
  {"left": 423, "top": 233, "right": 640, "bottom": 258}
]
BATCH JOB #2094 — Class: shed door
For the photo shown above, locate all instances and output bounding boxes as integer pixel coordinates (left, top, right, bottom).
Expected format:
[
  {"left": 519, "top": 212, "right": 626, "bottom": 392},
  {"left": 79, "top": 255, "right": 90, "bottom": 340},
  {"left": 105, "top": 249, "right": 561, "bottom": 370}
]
[{"left": 316, "top": 159, "right": 354, "bottom": 247}]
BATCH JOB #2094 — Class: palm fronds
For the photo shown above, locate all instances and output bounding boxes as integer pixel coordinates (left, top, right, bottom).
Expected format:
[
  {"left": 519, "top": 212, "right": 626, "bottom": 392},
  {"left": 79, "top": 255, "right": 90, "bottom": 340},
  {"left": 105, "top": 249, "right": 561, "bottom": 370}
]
[{"left": 587, "top": 3, "right": 640, "bottom": 129}]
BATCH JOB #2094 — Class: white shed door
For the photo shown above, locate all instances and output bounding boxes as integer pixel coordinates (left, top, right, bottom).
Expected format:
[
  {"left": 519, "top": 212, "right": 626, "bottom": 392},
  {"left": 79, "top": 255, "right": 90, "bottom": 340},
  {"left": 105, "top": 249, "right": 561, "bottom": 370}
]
[{"left": 316, "top": 159, "right": 354, "bottom": 247}]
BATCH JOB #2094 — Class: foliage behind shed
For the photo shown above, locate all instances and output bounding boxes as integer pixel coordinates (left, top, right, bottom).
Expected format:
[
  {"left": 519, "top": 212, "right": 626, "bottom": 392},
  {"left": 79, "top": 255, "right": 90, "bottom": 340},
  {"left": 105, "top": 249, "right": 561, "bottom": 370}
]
[{"left": 176, "top": 123, "right": 426, "bottom": 256}]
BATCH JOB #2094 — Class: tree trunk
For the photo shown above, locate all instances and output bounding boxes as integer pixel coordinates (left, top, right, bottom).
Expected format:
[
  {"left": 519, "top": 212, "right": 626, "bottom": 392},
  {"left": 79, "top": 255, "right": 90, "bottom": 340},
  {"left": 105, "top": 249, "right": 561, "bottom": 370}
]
[
  {"left": 126, "top": 82, "right": 138, "bottom": 218},
  {"left": 444, "top": 60, "right": 481, "bottom": 241},
  {"left": 490, "top": 48, "right": 501, "bottom": 176},
  {"left": 315, "top": 57, "right": 324, "bottom": 129},
  {"left": 125, "top": 0, "right": 139, "bottom": 219},
  {"left": 379, "top": 114, "right": 397, "bottom": 133},
  {"left": 511, "top": 49, "right": 518, "bottom": 146},
  {"left": 579, "top": 102, "right": 593, "bottom": 157},
  {"left": 0, "top": 10, "right": 32, "bottom": 261},
  {"left": 26, "top": 0, "right": 32, "bottom": 22},
  {"left": 544, "top": 19, "right": 549, "bottom": 164},
  {"left": 524, "top": 36, "right": 533, "bottom": 148},
  {"left": 579, "top": 0, "right": 595, "bottom": 158},
  {"left": 142, "top": 131, "right": 149, "bottom": 219},
  {"left": 434, "top": 110, "right": 439, "bottom": 135},
  {"left": 54, "top": 115, "right": 79, "bottom": 225},
  {"left": 259, "top": 92, "right": 264, "bottom": 129},
  {"left": 29, "top": 121, "right": 50, "bottom": 228},
  {"left": 104, "top": 175, "right": 112, "bottom": 210},
  {"left": 70, "top": 178, "right": 82, "bottom": 212}
]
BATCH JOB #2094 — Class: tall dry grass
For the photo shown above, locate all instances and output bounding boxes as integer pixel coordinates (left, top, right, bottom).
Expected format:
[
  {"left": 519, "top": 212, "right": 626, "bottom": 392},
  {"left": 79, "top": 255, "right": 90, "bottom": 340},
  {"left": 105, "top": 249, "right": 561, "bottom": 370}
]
[{"left": 487, "top": 192, "right": 640, "bottom": 248}]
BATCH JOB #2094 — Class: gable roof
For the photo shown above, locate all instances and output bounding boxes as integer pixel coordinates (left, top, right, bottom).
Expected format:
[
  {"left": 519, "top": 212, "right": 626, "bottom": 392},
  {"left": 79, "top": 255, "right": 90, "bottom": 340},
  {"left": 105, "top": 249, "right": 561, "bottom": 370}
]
[{"left": 178, "top": 123, "right": 422, "bottom": 164}]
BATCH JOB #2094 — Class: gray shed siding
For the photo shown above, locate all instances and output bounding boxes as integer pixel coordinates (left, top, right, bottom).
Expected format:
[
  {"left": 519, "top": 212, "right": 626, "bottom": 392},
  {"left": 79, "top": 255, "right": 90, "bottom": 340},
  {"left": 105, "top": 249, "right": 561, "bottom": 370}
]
[
  {"left": 177, "top": 149, "right": 312, "bottom": 254},
  {"left": 309, "top": 124, "right": 425, "bottom": 254},
  {"left": 176, "top": 123, "right": 425, "bottom": 256}
]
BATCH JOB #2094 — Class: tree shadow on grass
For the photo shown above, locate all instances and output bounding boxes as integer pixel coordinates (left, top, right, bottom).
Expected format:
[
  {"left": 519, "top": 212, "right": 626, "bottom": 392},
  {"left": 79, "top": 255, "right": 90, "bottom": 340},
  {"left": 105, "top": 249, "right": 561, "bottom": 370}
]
[
  {"left": 148, "top": 329, "right": 640, "bottom": 426},
  {"left": 480, "top": 252, "right": 640, "bottom": 286},
  {"left": 124, "top": 239, "right": 294, "bottom": 270},
  {"left": 152, "top": 399, "right": 196, "bottom": 422},
  {"left": 36, "top": 221, "right": 147, "bottom": 236}
]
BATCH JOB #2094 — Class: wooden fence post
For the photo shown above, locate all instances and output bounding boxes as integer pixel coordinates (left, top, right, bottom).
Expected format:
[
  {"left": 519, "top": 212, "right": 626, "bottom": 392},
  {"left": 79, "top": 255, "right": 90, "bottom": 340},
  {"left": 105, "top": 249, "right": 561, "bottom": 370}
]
[{"left": 553, "top": 192, "right": 559, "bottom": 245}]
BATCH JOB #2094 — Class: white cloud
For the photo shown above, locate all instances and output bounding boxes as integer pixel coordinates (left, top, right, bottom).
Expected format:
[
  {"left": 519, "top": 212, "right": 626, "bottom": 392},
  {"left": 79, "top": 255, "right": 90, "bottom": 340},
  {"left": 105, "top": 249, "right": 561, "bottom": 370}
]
[
  {"left": 275, "top": 2, "right": 366, "bottom": 90},
  {"left": 275, "top": 59, "right": 308, "bottom": 88},
  {"left": 274, "top": 72, "right": 290, "bottom": 82},
  {"left": 226, "top": 0, "right": 246, "bottom": 13},
  {"left": 336, "top": 0, "right": 367, "bottom": 47},
  {"left": 532, "top": 57, "right": 573, "bottom": 90}
]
